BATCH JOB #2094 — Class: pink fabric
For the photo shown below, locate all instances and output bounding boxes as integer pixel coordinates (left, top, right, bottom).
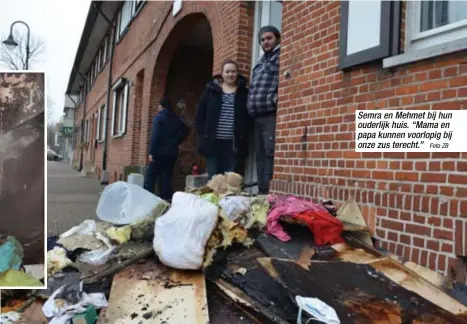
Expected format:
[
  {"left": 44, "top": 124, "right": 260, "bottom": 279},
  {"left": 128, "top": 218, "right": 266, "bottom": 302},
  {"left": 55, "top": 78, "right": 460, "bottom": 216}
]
[{"left": 266, "top": 195, "right": 344, "bottom": 245}]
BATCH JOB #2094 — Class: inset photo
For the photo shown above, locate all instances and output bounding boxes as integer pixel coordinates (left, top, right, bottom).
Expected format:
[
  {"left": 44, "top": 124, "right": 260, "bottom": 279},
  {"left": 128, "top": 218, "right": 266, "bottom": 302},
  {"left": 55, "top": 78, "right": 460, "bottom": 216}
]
[{"left": 0, "top": 72, "right": 45, "bottom": 289}]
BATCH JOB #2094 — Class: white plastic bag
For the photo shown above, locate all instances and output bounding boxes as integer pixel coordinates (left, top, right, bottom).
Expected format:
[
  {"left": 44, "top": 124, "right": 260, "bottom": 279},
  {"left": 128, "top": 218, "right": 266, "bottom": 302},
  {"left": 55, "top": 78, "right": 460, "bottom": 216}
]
[
  {"left": 59, "top": 220, "right": 96, "bottom": 238},
  {"left": 296, "top": 296, "right": 340, "bottom": 324},
  {"left": 78, "top": 247, "right": 116, "bottom": 266},
  {"left": 43, "top": 284, "right": 108, "bottom": 324},
  {"left": 153, "top": 192, "right": 218, "bottom": 270},
  {"left": 219, "top": 196, "right": 251, "bottom": 221},
  {"left": 97, "top": 181, "right": 167, "bottom": 225}
]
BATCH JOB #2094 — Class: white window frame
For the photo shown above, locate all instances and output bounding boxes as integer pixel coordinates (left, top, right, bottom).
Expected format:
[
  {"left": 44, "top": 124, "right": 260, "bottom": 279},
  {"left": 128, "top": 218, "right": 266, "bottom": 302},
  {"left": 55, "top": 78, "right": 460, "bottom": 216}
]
[
  {"left": 97, "top": 104, "right": 106, "bottom": 142},
  {"left": 134, "top": 0, "right": 144, "bottom": 15},
  {"left": 245, "top": 0, "right": 283, "bottom": 194},
  {"left": 385, "top": 0, "right": 467, "bottom": 67},
  {"left": 102, "top": 38, "right": 108, "bottom": 66},
  {"left": 94, "top": 112, "right": 99, "bottom": 141},
  {"left": 118, "top": 1, "right": 133, "bottom": 37},
  {"left": 117, "top": 1, "right": 145, "bottom": 40},
  {"left": 251, "top": 1, "right": 283, "bottom": 66},
  {"left": 406, "top": 1, "right": 467, "bottom": 51},
  {"left": 111, "top": 79, "right": 129, "bottom": 138}
]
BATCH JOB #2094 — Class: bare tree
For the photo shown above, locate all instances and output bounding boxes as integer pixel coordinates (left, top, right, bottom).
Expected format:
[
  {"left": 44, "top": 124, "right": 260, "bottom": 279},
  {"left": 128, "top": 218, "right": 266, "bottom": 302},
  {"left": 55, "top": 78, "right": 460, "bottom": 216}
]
[{"left": 0, "top": 31, "right": 45, "bottom": 70}]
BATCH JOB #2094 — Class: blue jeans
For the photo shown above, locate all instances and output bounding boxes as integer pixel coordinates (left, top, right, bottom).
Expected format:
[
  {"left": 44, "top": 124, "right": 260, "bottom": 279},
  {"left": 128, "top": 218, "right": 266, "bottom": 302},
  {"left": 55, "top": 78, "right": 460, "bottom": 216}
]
[
  {"left": 206, "top": 139, "right": 236, "bottom": 179},
  {"left": 144, "top": 155, "right": 177, "bottom": 201}
]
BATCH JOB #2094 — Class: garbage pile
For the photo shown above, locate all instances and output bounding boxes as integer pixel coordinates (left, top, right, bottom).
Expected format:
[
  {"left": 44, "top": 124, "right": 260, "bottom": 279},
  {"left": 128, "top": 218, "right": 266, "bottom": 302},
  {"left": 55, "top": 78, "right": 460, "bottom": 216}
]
[{"left": 3, "top": 172, "right": 467, "bottom": 323}]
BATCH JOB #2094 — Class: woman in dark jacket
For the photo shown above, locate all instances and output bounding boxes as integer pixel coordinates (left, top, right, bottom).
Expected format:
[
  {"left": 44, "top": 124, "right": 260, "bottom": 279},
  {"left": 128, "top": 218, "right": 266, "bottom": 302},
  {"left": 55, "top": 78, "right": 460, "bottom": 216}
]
[{"left": 195, "top": 59, "right": 252, "bottom": 178}]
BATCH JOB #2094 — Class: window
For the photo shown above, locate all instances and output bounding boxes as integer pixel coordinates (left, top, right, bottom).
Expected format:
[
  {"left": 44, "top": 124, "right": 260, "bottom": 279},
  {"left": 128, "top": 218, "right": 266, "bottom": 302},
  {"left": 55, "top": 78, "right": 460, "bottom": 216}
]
[
  {"left": 94, "top": 112, "right": 99, "bottom": 141},
  {"left": 339, "top": 1, "right": 398, "bottom": 69},
  {"left": 91, "top": 64, "right": 95, "bottom": 84},
  {"left": 99, "top": 47, "right": 104, "bottom": 71},
  {"left": 95, "top": 56, "right": 100, "bottom": 77},
  {"left": 106, "top": 31, "right": 112, "bottom": 60},
  {"left": 134, "top": 0, "right": 144, "bottom": 14},
  {"left": 117, "top": 1, "right": 145, "bottom": 39},
  {"left": 97, "top": 104, "right": 106, "bottom": 142},
  {"left": 252, "top": 1, "right": 283, "bottom": 65},
  {"left": 83, "top": 119, "right": 90, "bottom": 143},
  {"left": 384, "top": 1, "right": 467, "bottom": 67},
  {"left": 102, "top": 38, "right": 107, "bottom": 66},
  {"left": 119, "top": 1, "right": 133, "bottom": 36},
  {"left": 406, "top": 1, "right": 467, "bottom": 51},
  {"left": 65, "top": 108, "right": 73, "bottom": 119},
  {"left": 111, "top": 79, "right": 129, "bottom": 137}
]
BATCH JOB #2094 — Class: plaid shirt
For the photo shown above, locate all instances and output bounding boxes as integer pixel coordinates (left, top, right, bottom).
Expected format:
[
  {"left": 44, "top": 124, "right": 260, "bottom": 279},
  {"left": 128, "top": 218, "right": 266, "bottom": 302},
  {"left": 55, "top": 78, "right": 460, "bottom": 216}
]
[{"left": 247, "top": 45, "right": 281, "bottom": 117}]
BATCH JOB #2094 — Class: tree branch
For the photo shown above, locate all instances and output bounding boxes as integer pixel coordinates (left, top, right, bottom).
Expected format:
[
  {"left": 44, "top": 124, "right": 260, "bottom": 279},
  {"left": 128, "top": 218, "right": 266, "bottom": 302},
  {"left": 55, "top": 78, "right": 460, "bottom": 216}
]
[{"left": 0, "top": 31, "right": 45, "bottom": 70}]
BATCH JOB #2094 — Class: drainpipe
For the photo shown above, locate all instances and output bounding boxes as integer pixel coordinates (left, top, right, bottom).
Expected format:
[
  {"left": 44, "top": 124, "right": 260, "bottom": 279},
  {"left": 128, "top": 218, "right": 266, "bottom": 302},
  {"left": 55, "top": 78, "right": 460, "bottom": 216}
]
[
  {"left": 93, "top": 2, "right": 116, "bottom": 185},
  {"left": 73, "top": 67, "right": 87, "bottom": 172},
  {"left": 67, "top": 93, "right": 77, "bottom": 165}
]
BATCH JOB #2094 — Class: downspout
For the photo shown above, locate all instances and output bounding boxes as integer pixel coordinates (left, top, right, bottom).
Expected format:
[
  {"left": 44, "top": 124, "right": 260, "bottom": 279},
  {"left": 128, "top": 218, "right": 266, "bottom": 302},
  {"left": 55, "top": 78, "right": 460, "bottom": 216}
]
[
  {"left": 73, "top": 67, "right": 87, "bottom": 172},
  {"left": 93, "top": 2, "right": 116, "bottom": 185},
  {"left": 67, "top": 93, "right": 77, "bottom": 164}
]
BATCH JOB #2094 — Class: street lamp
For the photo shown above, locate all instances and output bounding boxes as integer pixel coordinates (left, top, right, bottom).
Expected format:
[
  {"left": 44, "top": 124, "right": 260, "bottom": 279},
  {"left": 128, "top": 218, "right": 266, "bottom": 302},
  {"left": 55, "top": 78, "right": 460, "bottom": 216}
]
[{"left": 2, "top": 21, "right": 30, "bottom": 70}]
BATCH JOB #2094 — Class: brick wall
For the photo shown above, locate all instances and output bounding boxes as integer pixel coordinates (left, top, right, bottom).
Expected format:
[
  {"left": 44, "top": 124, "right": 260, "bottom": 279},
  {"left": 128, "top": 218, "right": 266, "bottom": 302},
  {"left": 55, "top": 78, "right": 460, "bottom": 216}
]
[
  {"left": 272, "top": 1, "right": 467, "bottom": 277},
  {"left": 76, "top": 1, "right": 254, "bottom": 181}
]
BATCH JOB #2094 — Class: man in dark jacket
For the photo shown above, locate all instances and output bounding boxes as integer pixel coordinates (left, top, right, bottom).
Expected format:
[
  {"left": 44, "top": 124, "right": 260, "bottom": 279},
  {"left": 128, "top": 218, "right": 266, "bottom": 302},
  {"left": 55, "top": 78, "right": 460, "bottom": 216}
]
[
  {"left": 144, "top": 97, "right": 189, "bottom": 201},
  {"left": 248, "top": 25, "right": 281, "bottom": 194}
]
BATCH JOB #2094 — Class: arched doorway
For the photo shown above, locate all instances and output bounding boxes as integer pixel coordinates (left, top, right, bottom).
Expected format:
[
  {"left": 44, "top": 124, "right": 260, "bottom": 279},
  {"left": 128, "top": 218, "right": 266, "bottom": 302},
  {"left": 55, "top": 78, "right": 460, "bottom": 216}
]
[{"left": 150, "top": 14, "right": 213, "bottom": 192}]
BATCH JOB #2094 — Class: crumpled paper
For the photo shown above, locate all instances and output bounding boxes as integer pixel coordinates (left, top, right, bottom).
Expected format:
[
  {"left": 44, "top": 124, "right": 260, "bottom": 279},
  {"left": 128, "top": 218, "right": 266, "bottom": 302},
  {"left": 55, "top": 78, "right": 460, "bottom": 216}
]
[
  {"left": 201, "top": 192, "right": 219, "bottom": 205},
  {"left": 245, "top": 196, "right": 269, "bottom": 229},
  {"left": 42, "top": 285, "right": 108, "bottom": 324},
  {"left": 57, "top": 220, "right": 112, "bottom": 251},
  {"left": 47, "top": 247, "right": 73, "bottom": 276},
  {"left": 219, "top": 196, "right": 251, "bottom": 221},
  {"left": 207, "top": 172, "right": 243, "bottom": 196},
  {"left": 106, "top": 226, "right": 132, "bottom": 244},
  {"left": 203, "top": 213, "right": 252, "bottom": 268}
]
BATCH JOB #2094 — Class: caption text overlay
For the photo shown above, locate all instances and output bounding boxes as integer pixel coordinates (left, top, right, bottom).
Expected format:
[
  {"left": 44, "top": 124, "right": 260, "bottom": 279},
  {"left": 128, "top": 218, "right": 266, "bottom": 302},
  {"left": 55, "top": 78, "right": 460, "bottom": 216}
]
[{"left": 355, "top": 110, "right": 466, "bottom": 152}]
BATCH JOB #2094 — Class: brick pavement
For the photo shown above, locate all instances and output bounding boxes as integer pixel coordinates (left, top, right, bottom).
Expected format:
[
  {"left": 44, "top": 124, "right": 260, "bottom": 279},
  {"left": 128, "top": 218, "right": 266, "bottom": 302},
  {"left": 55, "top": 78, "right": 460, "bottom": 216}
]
[{"left": 47, "top": 161, "right": 105, "bottom": 236}]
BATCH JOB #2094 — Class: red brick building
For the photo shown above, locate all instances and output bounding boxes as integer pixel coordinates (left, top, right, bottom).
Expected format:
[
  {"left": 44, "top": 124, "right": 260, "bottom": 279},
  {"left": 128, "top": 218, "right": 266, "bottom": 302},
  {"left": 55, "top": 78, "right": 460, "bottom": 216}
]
[{"left": 67, "top": 1, "right": 466, "bottom": 279}]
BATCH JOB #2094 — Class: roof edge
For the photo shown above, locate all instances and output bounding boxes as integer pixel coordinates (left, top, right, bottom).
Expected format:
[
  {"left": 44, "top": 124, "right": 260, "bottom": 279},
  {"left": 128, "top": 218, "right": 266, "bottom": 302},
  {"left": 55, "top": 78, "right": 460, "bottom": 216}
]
[{"left": 65, "top": 1, "right": 103, "bottom": 95}]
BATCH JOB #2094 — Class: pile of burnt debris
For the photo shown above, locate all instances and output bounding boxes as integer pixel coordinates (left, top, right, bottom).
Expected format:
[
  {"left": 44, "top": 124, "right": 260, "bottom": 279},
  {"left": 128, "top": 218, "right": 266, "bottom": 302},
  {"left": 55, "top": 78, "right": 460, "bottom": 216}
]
[{"left": 2, "top": 173, "right": 467, "bottom": 324}]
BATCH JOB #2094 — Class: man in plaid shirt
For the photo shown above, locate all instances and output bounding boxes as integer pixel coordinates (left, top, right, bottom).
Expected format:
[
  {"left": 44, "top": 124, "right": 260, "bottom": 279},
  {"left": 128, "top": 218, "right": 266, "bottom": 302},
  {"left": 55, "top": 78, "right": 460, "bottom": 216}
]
[{"left": 248, "top": 25, "right": 281, "bottom": 194}]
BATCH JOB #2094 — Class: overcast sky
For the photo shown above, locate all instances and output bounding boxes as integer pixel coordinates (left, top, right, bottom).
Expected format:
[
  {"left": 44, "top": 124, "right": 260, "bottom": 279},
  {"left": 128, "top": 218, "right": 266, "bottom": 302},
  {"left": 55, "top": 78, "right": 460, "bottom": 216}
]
[{"left": 0, "top": 0, "right": 90, "bottom": 123}]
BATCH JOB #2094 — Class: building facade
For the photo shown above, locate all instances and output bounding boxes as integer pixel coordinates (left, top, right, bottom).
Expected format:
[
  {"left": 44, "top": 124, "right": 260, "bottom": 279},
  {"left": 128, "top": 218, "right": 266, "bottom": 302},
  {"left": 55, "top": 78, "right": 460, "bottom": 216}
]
[
  {"left": 67, "top": 1, "right": 466, "bottom": 279},
  {"left": 56, "top": 95, "right": 77, "bottom": 165}
]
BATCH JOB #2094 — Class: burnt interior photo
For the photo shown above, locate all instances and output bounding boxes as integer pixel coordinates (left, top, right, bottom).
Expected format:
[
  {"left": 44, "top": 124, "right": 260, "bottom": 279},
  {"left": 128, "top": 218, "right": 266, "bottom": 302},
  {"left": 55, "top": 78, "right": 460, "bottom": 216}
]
[{"left": 0, "top": 73, "right": 45, "bottom": 266}]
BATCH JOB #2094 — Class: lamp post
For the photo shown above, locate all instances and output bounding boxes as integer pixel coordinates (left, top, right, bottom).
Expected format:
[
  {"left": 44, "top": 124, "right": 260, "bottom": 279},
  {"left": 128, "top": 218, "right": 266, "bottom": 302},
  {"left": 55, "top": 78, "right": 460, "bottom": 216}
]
[{"left": 2, "top": 21, "right": 31, "bottom": 70}]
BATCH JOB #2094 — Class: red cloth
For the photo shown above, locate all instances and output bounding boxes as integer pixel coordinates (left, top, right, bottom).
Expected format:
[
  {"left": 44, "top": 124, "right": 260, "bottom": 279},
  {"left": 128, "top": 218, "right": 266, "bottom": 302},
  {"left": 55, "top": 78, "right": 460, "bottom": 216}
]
[{"left": 267, "top": 195, "right": 344, "bottom": 246}]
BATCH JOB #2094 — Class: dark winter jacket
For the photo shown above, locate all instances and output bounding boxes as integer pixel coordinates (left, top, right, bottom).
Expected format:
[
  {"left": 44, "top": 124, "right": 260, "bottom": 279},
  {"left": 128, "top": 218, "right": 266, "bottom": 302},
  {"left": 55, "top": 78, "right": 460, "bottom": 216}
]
[
  {"left": 195, "top": 75, "right": 252, "bottom": 158},
  {"left": 247, "top": 45, "right": 280, "bottom": 117},
  {"left": 149, "top": 108, "right": 189, "bottom": 158}
]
